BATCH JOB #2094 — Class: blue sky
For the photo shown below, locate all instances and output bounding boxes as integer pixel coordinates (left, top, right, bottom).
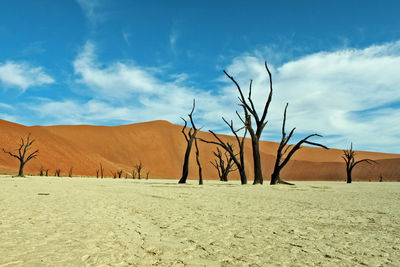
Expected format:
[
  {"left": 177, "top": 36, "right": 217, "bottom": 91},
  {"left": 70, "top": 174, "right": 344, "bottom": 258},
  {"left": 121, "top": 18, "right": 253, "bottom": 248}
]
[{"left": 0, "top": 0, "right": 400, "bottom": 153}]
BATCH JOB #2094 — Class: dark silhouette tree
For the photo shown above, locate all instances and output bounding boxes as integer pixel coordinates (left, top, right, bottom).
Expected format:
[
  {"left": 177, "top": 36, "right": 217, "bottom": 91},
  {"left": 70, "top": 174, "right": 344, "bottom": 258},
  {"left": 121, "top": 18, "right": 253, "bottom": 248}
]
[
  {"left": 270, "top": 103, "right": 328, "bottom": 185},
  {"left": 178, "top": 99, "right": 201, "bottom": 184},
  {"left": 117, "top": 169, "right": 123, "bottom": 178},
  {"left": 45, "top": 168, "right": 49, "bottom": 177},
  {"left": 210, "top": 147, "right": 237, "bottom": 182},
  {"left": 3, "top": 133, "right": 39, "bottom": 177},
  {"left": 200, "top": 116, "right": 247, "bottom": 184},
  {"left": 146, "top": 171, "right": 150, "bottom": 180},
  {"left": 55, "top": 169, "right": 61, "bottom": 177},
  {"left": 224, "top": 62, "right": 273, "bottom": 184},
  {"left": 343, "top": 143, "right": 377, "bottom": 183}
]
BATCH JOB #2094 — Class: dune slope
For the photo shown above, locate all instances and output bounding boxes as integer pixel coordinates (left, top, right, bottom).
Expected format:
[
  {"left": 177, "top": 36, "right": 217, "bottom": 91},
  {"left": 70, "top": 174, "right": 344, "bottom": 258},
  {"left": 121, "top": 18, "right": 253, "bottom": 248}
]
[{"left": 0, "top": 119, "right": 398, "bottom": 181}]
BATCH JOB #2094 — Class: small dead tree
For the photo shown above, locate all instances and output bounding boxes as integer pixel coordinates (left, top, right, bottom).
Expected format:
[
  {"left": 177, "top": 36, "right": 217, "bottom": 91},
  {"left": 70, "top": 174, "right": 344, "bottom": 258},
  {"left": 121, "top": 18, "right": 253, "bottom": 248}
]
[
  {"left": 68, "top": 167, "right": 73, "bottom": 178},
  {"left": 96, "top": 169, "right": 99, "bottom": 178},
  {"left": 111, "top": 171, "right": 117, "bottom": 179},
  {"left": 210, "top": 147, "right": 237, "bottom": 182},
  {"left": 117, "top": 169, "right": 123, "bottom": 178},
  {"left": 2, "top": 133, "right": 39, "bottom": 177},
  {"left": 200, "top": 116, "right": 247, "bottom": 184},
  {"left": 224, "top": 62, "right": 273, "bottom": 184},
  {"left": 178, "top": 99, "right": 201, "bottom": 184},
  {"left": 134, "top": 162, "right": 143, "bottom": 179},
  {"left": 39, "top": 166, "right": 45, "bottom": 176},
  {"left": 270, "top": 103, "right": 328, "bottom": 185},
  {"left": 343, "top": 143, "right": 377, "bottom": 183},
  {"left": 146, "top": 171, "right": 150, "bottom": 180},
  {"left": 45, "top": 169, "right": 49, "bottom": 177},
  {"left": 55, "top": 169, "right": 61, "bottom": 177},
  {"left": 99, "top": 163, "right": 104, "bottom": 179},
  {"left": 131, "top": 169, "right": 136, "bottom": 179}
]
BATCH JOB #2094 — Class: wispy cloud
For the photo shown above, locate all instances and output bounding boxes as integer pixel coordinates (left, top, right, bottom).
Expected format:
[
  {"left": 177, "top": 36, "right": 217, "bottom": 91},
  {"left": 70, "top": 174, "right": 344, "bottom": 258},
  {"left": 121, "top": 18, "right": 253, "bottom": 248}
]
[
  {"left": 76, "top": 0, "right": 105, "bottom": 25},
  {"left": 0, "top": 61, "right": 54, "bottom": 92},
  {"left": 169, "top": 30, "right": 178, "bottom": 53}
]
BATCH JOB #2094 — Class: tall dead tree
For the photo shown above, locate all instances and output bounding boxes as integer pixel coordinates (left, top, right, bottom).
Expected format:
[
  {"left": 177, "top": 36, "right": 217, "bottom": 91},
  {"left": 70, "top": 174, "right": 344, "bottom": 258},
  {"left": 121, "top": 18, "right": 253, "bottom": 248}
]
[
  {"left": 3, "top": 133, "right": 39, "bottom": 177},
  {"left": 224, "top": 62, "right": 273, "bottom": 184},
  {"left": 343, "top": 143, "right": 377, "bottom": 183},
  {"left": 210, "top": 147, "right": 237, "bottom": 181},
  {"left": 200, "top": 116, "right": 247, "bottom": 184},
  {"left": 178, "top": 99, "right": 201, "bottom": 184},
  {"left": 270, "top": 103, "right": 328, "bottom": 185}
]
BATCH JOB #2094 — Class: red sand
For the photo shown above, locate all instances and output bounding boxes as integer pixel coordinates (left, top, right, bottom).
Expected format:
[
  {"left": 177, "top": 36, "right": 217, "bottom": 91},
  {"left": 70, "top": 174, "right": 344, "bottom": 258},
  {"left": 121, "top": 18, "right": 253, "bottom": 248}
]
[{"left": 0, "top": 119, "right": 399, "bottom": 181}]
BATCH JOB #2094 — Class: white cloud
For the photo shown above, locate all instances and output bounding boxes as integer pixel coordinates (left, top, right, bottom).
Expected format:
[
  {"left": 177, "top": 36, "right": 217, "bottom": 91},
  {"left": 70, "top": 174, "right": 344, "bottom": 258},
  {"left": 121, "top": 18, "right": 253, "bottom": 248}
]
[
  {"left": 36, "top": 41, "right": 234, "bottom": 126},
  {"left": 28, "top": 39, "right": 400, "bottom": 152},
  {"left": 73, "top": 42, "right": 162, "bottom": 98},
  {"left": 0, "top": 61, "right": 54, "bottom": 91},
  {"left": 222, "top": 41, "right": 400, "bottom": 153}
]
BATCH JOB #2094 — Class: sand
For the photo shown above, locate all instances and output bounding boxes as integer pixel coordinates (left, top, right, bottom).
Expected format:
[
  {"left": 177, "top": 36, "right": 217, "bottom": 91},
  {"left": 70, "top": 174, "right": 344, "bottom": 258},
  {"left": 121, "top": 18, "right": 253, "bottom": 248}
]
[
  {"left": 0, "top": 176, "right": 399, "bottom": 266},
  {"left": 1, "top": 119, "right": 399, "bottom": 182}
]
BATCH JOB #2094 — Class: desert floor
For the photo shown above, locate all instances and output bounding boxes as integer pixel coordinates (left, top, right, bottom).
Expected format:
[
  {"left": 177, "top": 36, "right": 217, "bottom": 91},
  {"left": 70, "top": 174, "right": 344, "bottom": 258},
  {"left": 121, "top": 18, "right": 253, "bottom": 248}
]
[{"left": 0, "top": 176, "right": 399, "bottom": 266}]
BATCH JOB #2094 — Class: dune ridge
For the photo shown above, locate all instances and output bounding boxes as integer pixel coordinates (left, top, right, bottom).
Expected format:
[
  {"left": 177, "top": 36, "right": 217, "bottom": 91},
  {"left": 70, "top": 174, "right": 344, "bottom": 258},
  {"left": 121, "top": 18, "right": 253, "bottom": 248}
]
[{"left": 0, "top": 119, "right": 399, "bottom": 181}]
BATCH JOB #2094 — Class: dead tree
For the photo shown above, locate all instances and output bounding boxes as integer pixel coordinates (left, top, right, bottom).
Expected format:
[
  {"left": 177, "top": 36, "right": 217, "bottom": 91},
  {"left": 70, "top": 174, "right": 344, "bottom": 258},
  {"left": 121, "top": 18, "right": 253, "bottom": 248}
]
[
  {"left": 131, "top": 169, "right": 136, "bottom": 179},
  {"left": 200, "top": 116, "right": 247, "bottom": 184},
  {"left": 111, "top": 171, "right": 117, "bottom": 179},
  {"left": 117, "top": 169, "right": 123, "bottom": 178},
  {"left": 55, "top": 169, "right": 61, "bottom": 177},
  {"left": 224, "top": 62, "right": 273, "bottom": 184},
  {"left": 2, "top": 133, "right": 39, "bottom": 177},
  {"left": 146, "top": 171, "right": 150, "bottom": 179},
  {"left": 39, "top": 166, "right": 45, "bottom": 176},
  {"left": 195, "top": 138, "right": 203, "bottom": 185},
  {"left": 99, "top": 163, "right": 104, "bottom": 179},
  {"left": 68, "top": 167, "right": 73, "bottom": 178},
  {"left": 96, "top": 169, "right": 99, "bottom": 178},
  {"left": 343, "top": 143, "right": 377, "bottom": 183},
  {"left": 270, "top": 103, "right": 328, "bottom": 185},
  {"left": 45, "top": 169, "right": 49, "bottom": 176},
  {"left": 210, "top": 147, "right": 237, "bottom": 182},
  {"left": 134, "top": 162, "right": 143, "bottom": 179},
  {"left": 178, "top": 99, "right": 201, "bottom": 184}
]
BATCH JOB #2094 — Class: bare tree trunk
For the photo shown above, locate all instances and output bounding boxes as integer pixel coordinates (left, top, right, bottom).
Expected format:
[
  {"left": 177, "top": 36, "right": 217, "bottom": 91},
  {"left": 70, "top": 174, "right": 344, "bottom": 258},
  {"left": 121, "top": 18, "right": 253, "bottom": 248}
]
[
  {"left": 270, "top": 166, "right": 280, "bottom": 185},
  {"left": 179, "top": 141, "right": 193, "bottom": 183},
  {"left": 18, "top": 161, "right": 25, "bottom": 177},
  {"left": 346, "top": 169, "right": 352, "bottom": 183},
  {"left": 251, "top": 138, "right": 263, "bottom": 184},
  {"left": 195, "top": 138, "right": 203, "bottom": 185}
]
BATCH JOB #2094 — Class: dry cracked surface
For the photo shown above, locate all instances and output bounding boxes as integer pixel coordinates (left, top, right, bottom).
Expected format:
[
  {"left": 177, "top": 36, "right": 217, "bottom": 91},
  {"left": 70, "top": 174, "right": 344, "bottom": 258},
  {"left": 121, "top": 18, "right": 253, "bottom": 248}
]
[{"left": 0, "top": 176, "right": 399, "bottom": 266}]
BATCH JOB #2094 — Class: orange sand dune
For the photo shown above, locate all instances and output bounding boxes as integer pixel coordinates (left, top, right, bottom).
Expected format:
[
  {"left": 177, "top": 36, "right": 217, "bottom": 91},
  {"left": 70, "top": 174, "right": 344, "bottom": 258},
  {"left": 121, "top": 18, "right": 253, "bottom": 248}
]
[{"left": 0, "top": 119, "right": 399, "bottom": 181}]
